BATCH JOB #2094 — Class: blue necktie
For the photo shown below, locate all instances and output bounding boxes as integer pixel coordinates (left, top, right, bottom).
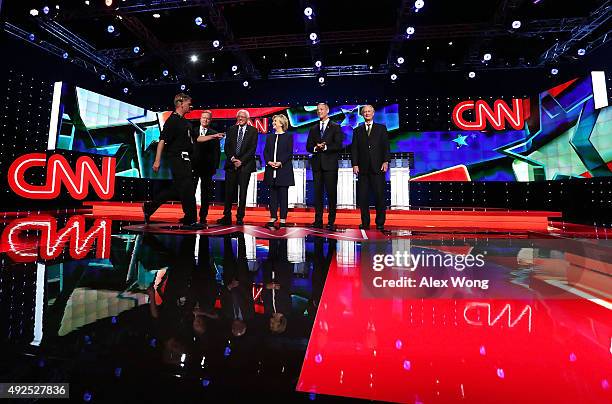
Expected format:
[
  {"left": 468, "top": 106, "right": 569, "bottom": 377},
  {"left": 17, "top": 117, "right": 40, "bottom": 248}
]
[{"left": 236, "top": 126, "right": 245, "bottom": 155}]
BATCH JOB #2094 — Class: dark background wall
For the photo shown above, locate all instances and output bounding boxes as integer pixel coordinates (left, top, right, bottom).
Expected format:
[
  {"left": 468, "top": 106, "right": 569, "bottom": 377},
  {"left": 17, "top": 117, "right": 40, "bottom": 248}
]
[{"left": 1, "top": 35, "right": 611, "bottom": 225}]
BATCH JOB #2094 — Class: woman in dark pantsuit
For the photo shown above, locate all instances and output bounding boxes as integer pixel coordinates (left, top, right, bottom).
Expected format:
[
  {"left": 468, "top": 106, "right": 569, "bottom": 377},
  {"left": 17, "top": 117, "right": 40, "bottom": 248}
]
[{"left": 263, "top": 114, "right": 294, "bottom": 229}]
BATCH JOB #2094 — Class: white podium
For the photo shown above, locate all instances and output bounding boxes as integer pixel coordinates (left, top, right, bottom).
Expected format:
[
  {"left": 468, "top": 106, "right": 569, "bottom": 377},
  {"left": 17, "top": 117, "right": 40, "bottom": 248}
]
[
  {"left": 337, "top": 156, "right": 356, "bottom": 208},
  {"left": 288, "top": 156, "right": 308, "bottom": 208},
  {"left": 243, "top": 172, "right": 258, "bottom": 207},
  {"left": 390, "top": 153, "right": 411, "bottom": 210}
]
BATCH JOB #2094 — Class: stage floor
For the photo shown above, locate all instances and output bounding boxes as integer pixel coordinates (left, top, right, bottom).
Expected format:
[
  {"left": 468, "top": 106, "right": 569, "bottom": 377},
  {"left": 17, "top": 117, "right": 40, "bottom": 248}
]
[{"left": 0, "top": 210, "right": 610, "bottom": 403}]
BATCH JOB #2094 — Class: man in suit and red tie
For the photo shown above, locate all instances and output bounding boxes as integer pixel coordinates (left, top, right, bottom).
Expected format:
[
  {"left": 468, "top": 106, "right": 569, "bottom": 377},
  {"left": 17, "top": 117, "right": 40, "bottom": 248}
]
[
  {"left": 217, "top": 109, "right": 258, "bottom": 226},
  {"left": 351, "top": 105, "right": 391, "bottom": 231},
  {"left": 306, "top": 103, "right": 344, "bottom": 231}
]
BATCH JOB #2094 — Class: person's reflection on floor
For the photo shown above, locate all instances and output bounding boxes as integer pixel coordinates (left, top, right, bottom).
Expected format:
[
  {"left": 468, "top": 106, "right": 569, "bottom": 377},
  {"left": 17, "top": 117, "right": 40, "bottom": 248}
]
[
  {"left": 220, "top": 234, "right": 255, "bottom": 337},
  {"left": 190, "top": 235, "right": 220, "bottom": 338},
  {"left": 310, "top": 237, "right": 336, "bottom": 316},
  {"left": 263, "top": 238, "right": 292, "bottom": 334}
]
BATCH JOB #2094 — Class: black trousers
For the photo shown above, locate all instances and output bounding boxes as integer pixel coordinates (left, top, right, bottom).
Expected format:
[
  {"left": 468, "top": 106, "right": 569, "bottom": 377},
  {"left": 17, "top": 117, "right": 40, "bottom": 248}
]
[
  {"left": 269, "top": 184, "right": 289, "bottom": 220},
  {"left": 150, "top": 154, "right": 197, "bottom": 223},
  {"left": 313, "top": 169, "right": 338, "bottom": 224},
  {"left": 222, "top": 168, "right": 252, "bottom": 220},
  {"left": 358, "top": 172, "right": 386, "bottom": 227},
  {"left": 193, "top": 171, "right": 214, "bottom": 222}
]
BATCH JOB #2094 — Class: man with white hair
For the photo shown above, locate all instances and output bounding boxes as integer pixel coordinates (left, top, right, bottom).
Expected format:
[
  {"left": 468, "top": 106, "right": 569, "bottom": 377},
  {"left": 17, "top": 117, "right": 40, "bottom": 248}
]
[{"left": 217, "top": 109, "right": 258, "bottom": 225}]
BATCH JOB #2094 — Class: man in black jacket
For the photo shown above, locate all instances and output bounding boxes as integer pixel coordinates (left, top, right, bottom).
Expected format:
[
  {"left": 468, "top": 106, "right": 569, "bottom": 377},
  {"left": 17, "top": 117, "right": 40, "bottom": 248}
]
[
  {"left": 217, "top": 109, "right": 258, "bottom": 226},
  {"left": 192, "top": 110, "right": 224, "bottom": 224},
  {"left": 306, "top": 103, "right": 344, "bottom": 231},
  {"left": 351, "top": 105, "right": 391, "bottom": 231}
]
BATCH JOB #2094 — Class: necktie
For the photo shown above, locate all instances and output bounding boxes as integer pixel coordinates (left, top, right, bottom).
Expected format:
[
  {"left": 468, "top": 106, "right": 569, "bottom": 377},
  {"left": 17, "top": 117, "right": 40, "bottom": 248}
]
[
  {"left": 366, "top": 124, "right": 371, "bottom": 136},
  {"left": 236, "top": 126, "right": 244, "bottom": 155}
]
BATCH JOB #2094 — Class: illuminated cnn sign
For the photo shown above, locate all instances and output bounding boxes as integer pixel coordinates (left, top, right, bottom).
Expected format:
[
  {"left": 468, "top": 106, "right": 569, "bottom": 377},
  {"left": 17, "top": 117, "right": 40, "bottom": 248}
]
[
  {"left": 2, "top": 215, "right": 111, "bottom": 263},
  {"left": 8, "top": 153, "right": 115, "bottom": 200},
  {"left": 452, "top": 98, "right": 528, "bottom": 130}
]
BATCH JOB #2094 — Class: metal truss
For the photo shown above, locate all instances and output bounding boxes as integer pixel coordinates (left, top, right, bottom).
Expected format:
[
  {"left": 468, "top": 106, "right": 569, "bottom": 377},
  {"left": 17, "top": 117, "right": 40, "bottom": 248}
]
[
  {"left": 386, "top": 0, "right": 413, "bottom": 67},
  {"left": 539, "top": 0, "right": 611, "bottom": 64}
]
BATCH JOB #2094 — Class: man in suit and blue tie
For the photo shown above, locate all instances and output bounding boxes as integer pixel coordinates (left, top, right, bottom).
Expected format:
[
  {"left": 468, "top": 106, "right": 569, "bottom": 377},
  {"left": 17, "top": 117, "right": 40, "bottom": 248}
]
[
  {"left": 351, "top": 105, "right": 391, "bottom": 231},
  {"left": 217, "top": 109, "right": 258, "bottom": 226},
  {"left": 306, "top": 103, "right": 344, "bottom": 231}
]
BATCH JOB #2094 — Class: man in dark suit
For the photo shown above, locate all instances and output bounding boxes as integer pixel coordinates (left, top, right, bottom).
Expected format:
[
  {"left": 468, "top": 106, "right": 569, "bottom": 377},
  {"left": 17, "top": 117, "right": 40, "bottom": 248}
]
[
  {"left": 351, "top": 105, "right": 391, "bottom": 231},
  {"left": 217, "top": 109, "right": 258, "bottom": 225},
  {"left": 306, "top": 103, "right": 344, "bottom": 231},
  {"left": 192, "top": 110, "right": 224, "bottom": 224}
]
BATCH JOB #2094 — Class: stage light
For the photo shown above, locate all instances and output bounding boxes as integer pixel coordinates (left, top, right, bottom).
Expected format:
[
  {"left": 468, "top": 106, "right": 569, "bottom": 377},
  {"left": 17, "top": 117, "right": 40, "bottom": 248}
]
[
  {"left": 190, "top": 54, "right": 198, "bottom": 62},
  {"left": 242, "top": 80, "right": 249, "bottom": 87},
  {"left": 448, "top": 41, "right": 453, "bottom": 45},
  {"left": 105, "top": 0, "right": 113, "bottom": 6},
  {"left": 468, "top": 71, "right": 476, "bottom": 78},
  {"left": 100, "top": 74, "right": 106, "bottom": 81},
  {"left": 162, "top": 69, "right": 169, "bottom": 76},
  {"left": 397, "top": 56, "right": 405, "bottom": 64},
  {"left": 153, "top": 13, "right": 161, "bottom": 18},
  {"left": 85, "top": 1, "right": 90, "bottom": 5},
  {"left": 28, "top": 33, "right": 35, "bottom": 41},
  {"left": 369, "top": 65, "right": 373, "bottom": 70},
  {"left": 56, "top": 5, "right": 60, "bottom": 10},
  {"left": 309, "top": 32, "right": 318, "bottom": 42},
  {"left": 133, "top": 46, "right": 140, "bottom": 54},
  {"left": 212, "top": 40, "right": 220, "bottom": 48},
  {"left": 231, "top": 65, "right": 238, "bottom": 72},
  {"left": 577, "top": 48, "right": 586, "bottom": 56},
  {"left": 390, "top": 73, "right": 398, "bottom": 81},
  {"left": 30, "top": 9, "right": 39, "bottom": 16},
  {"left": 406, "top": 26, "right": 415, "bottom": 35},
  {"left": 304, "top": 7, "right": 313, "bottom": 17},
  {"left": 318, "top": 76, "right": 325, "bottom": 84},
  {"left": 43, "top": 6, "right": 50, "bottom": 14},
  {"left": 415, "top": 0, "right": 424, "bottom": 10},
  {"left": 62, "top": 52, "right": 68, "bottom": 59},
  {"left": 483, "top": 53, "right": 492, "bottom": 61},
  {"left": 180, "top": 84, "right": 186, "bottom": 91},
  {"left": 107, "top": 25, "right": 115, "bottom": 33},
  {"left": 512, "top": 20, "right": 521, "bottom": 29},
  {"left": 551, "top": 68, "right": 558, "bottom": 75},
  {"left": 315, "top": 60, "right": 322, "bottom": 68},
  {"left": 195, "top": 16, "right": 203, "bottom": 26},
  {"left": 365, "top": 48, "right": 369, "bottom": 54},
  {"left": 123, "top": 87, "right": 129, "bottom": 94}
]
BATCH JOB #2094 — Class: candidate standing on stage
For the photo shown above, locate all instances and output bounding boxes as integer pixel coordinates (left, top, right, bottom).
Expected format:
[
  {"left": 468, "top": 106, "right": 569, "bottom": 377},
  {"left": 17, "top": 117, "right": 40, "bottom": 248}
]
[
  {"left": 351, "top": 105, "right": 390, "bottom": 231},
  {"left": 263, "top": 114, "right": 294, "bottom": 229},
  {"left": 217, "top": 109, "right": 258, "bottom": 226},
  {"left": 144, "top": 93, "right": 202, "bottom": 229},
  {"left": 306, "top": 103, "right": 344, "bottom": 231},
  {"left": 192, "top": 110, "right": 224, "bottom": 224}
]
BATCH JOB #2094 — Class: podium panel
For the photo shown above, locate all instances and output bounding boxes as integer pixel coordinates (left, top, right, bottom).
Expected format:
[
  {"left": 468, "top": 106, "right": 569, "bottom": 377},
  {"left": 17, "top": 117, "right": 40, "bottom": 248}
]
[
  {"left": 289, "top": 155, "right": 308, "bottom": 208},
  {"left": 337, "top": 155, "right": 356, "bottom": 209},
  {"left": 390, "top": 153, "right": 412, "bottom": 210}
]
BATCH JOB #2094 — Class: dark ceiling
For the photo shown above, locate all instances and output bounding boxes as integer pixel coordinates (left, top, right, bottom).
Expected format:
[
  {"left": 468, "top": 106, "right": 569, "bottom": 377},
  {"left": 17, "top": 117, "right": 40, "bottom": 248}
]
[{"left": 3, "top": 0, "right": 610, "bottom": 87}]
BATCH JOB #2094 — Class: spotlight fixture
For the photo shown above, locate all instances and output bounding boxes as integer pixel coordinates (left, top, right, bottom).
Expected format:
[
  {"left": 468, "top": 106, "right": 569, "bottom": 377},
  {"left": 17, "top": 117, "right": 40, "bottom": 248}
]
[
  {"left": 190, "top": 54, "right": 198, "bottom": 62},
  {"left": 483, "top": 53, "right": 492, "bottom": 61},
  {"left": 415, "top": 0, "right": 425, "bottom": 10},
  {"left": 42, "top": 6, "right": 50, "bottom": 14},
  {"left": 468, "top": 71, "right": 476, "bottom": 78},
  {"left": 397, "top": 56, "right": 405, "bottom": 65},
  {"left": 133, "top": 46, "right": 140, "bottom": 54},
  {"left": 162, "top": 69, "right": 169, "bottom": 76},
  {"left": 152, "top": 13, "right": 161, "bottom": 18},
  {"left": 123, "top": 87, "right": 129, "bottom": 94},
  {"left": 318, "top": 76, "right": 325, "bottom": 85},
  {"left": 62, "top": 52, "right": 69, "bottom": 59},
  {"left": 195, "top": 17, "right": 203, "bottom": 26},
  {"left": 231, "top": 65, "right": 238, "bottom": 72},
  {"left": 448, "top": 41, "right": 453, "bottom": 45},
  {"left": 85, "top": 1, "right": 90, "bottom": 5},
  {"left": 390, "top": 73, "right": 398, "bottom": 81},
  {"left": 304, "top": 7, "right": 313, "bottom": 18},
  {"left": 309, "top": 32, "right": 318, "bottom": 42},
  {"left": 30, "top": 9, "right": 39, "bottom": 16},
  {"left": 212, "top": 40, "right": 220, "bottom": 48},
  {"left": 28, "top": 33, "right": 35, "bottom": 41},
  {"left": 100, "top": 74, "right": 106, "bottom": 81},
  {"left": 405, "top": 26, "right": 415, "bottom": 35},
  {"left": 314, "top": 60, "right": 322, "bottom": 68},
  {"left": 242, "top": 80, "right": 249, "bottom": 88},
  {"left": 512, "top": 20, "right": 521, "bottom": 29},
  {"left": 577, "top": 48, "right": 586, "bottom": 56},
  {"left": 105, "top": 0, "right": 113, "bottom": 6},
  {"left": 551, "top": 68, "right": 559, "bottom": 75},
  {"left": 107, "top": 25, "right": 115, "bottom": 34},
  {"left": 180, "top": 84, "right": 186, "bottom": 91}
]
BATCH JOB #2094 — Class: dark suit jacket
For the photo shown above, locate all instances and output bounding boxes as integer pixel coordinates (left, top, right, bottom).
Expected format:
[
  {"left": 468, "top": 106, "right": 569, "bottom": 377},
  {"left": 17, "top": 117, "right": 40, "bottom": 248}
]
[
  {"left": 306, "top": 120, "right": 344, "bottom": 172},
  {"left": 192, "top": 124, "right": 220, "bottom": 176},
  {"left": 351, "top": 122, "right": 391, "bottom": 175},
  {"left": 263, "top": 132, "right": 295, "bottom": 186},
  {"left": 223, "top": 124, "right": 258, "bottom": 172}
]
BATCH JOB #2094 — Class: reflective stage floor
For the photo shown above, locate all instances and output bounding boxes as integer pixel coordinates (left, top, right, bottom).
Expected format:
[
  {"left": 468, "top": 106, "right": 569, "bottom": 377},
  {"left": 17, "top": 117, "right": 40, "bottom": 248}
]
[{"left": 1, "top": 214, "right": 611, "bottom": 403}]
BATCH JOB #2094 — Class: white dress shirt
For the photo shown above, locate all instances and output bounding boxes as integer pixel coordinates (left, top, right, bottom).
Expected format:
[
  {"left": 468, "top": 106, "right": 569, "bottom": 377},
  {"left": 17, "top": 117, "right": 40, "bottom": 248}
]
[{"left": 315, "top": 118, "right": 330, "bottom": 152}]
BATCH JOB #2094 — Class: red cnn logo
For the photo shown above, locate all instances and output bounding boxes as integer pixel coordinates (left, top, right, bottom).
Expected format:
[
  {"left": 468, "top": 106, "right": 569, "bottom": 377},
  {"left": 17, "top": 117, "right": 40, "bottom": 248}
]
[
  {"left": 452, "top": 98, "right": 528, "bottom": 130},
  {"left": 7, "top": 153, "right": 116, "bottom": 200},
  {"left": 1, "top": 215, "right": 111, "bottom": 263}
]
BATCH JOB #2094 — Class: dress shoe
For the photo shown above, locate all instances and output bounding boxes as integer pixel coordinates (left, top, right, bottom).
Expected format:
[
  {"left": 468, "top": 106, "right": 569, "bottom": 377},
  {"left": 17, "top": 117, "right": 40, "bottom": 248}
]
[
  {"left": 199, "top": 218, "right": 207, "bottom": 225},
  {"left": 236, "top": 219, "right": 244, "bottom": 225},
  {"left": 327, "top": 224, "right": 337, "bottom": 231},
  {"left": 376, "top": 225, "right": 385, "bottom": 232},
  {"left": 216, "top": 217, "right": 232, "bottom": 225},
  {"left": 359, "top": 224, "right": 370, "bottom": 230},
  {"left": 264, "top": 221, "right": 277, "bottom": 229},
  {"left": 279, "top": 222, "right": 288, "bottom": 228},
  {"left": 142, "top": 202, "right": 153, "bottom": 224},
  {"left": 310, "top": 222, "right": 323, "bottom": 229},
  {"left": 183, "top": 222, "right": 204, "bottom": 230}
]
